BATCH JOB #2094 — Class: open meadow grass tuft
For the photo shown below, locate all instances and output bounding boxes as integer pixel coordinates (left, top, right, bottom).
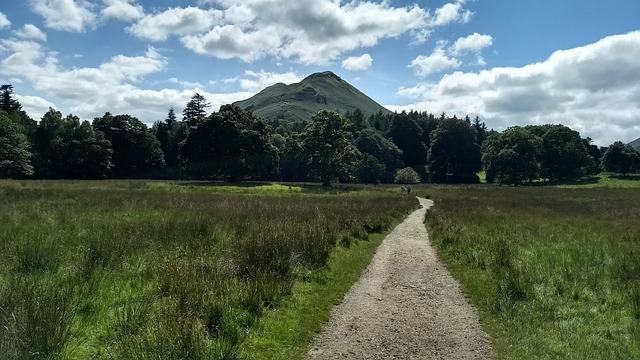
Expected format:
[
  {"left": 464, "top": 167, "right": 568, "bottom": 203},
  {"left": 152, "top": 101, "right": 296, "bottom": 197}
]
[
  {"left": 420, "top": 185, "right": 640, "bottom": 359},
  {"left": 0, "top": 180, "right": 415, "bottom": 359}
]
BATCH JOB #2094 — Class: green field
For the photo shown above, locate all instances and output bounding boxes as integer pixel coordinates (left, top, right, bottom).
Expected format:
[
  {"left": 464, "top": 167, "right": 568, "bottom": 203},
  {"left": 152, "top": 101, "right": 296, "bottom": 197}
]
[
  {"left": 421, "top": 185, "right": 640, "bottom": 359},
  {"left": 0, "top": 180, "right": 415, "bottom": 359}
]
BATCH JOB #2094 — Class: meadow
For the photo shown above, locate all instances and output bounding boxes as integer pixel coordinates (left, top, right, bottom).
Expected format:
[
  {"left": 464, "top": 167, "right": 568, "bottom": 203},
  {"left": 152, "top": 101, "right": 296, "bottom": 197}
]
[
  {"left": 421, "top": 185, "right": 640, "bottom": 359},
  {"left": 0, "top": 180, "right": 415, "bottom": 359}
]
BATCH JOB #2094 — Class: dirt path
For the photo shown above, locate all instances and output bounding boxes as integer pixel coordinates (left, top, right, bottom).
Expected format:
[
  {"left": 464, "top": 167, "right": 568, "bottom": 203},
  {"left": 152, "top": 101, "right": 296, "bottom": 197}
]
[{"left": 306, "top": 198, "right": 491, "bottom": 360}]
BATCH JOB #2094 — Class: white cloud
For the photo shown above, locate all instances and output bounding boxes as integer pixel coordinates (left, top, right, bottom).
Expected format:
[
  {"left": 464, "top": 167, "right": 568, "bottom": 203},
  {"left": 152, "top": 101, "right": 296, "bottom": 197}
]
[
  {"left": 0, "top": 38, "right": 255, "bottom": 122},
  {"left": 392, "top": 31, "right": 640, "bottom": 146},
  {"left": 450, "top": 33, "right": 493, "bottom": 55},
  {"left": 29, "top": 0, "right": 97, "bottom": 32},
  {"left": 101, "top": 0, "right": 144, "bottom": 21},
  {"left": 14, "top": 94, "right": 58, "bottom": 118},
  {"left": 432, "top": 1, "right": 473, "bottom": 26},
  {"left": 128, "top": 6, "right": 222, "bottom": 41},
  {"left": 15, "top": 24, "right": 47, "bottom": 42},
  {"left": 0, "top": 12, "right": 10, "bottom": 29},
  {"left": 128, "top": 0, "right": 437, "bottom": 64},
  {"left": 342, "top": 54, "right": 373, "bottom": 71},
  {"left": 237, "top": 70, "right": 302, "bottom": 93},
  {"left": 410, "top": 44, "right": 461, "bottom": 77}
]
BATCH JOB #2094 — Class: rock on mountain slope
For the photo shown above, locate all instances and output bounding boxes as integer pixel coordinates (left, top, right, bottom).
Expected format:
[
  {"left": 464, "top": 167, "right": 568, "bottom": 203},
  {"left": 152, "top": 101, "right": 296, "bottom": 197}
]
[{"left": 233, "top": 71, "right": 392, "bottom": 123}]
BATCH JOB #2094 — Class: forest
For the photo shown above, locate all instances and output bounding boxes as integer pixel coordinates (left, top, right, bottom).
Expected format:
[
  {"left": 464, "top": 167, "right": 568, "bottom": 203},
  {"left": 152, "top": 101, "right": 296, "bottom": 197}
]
[{"left": 1, "top": 84, "right": 639, "bottom": 185}]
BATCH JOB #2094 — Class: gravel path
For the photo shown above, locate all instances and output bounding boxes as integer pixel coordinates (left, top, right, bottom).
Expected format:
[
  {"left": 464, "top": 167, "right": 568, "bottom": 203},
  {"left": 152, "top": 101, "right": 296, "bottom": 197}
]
[{"left": 306, "top": 197, "right": 491, "bottom": 359}]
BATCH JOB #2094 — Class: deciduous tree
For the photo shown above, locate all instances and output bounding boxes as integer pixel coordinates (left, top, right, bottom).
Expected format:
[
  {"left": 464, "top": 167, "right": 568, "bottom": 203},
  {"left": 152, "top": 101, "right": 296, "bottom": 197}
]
[{"left": 301, "top": 110, "right": 360, "bottom": 186}]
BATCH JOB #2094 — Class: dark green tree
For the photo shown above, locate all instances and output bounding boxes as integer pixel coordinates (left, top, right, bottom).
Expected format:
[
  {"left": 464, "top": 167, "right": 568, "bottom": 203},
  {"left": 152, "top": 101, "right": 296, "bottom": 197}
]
[
  {"left": 472, "top": 116, "right": 489, "bottom": 147},
  {"left": 0, "top": 84, "right": 37, "bottom": 142},
  {"left": 355, "top": 128, "right": 403, "bottom": 183},
  {"left": 153, "top": 107, "right": 187, "bottom": 169},
  {"left": 601, "top": 141, "right": 640, "bottom": 176},
  {"left": 93, "top": 113, "right": 164, "bottom": 177},
  {"left": 355, "top": 154, "right": 385, "bottom": 184},
  {"left": 182, "top": 93, "right": 210, "bottom": 128},
  {"left": 527, "top": 124, "right": 593, "bottom": 181},
  {"left": 387, "top": 112, "right": 427, "bottom": 168},
  {"left": 35, "top": 109, "right": 112, "bottom": 179},
  {"left": 181, "top": 105, "right": 278, "bottom": 181},
  {"left": 301, "top": 110, "right": 360, "bottom": 186},
  {"left": 0, "top": 109, "right": 33, "bottom": 178},
  {"left": 427, "top": 118, "right": 481, "bottom": 183},
  {"left": 482, "top": 127, "right": 542, "bottom": 184}
]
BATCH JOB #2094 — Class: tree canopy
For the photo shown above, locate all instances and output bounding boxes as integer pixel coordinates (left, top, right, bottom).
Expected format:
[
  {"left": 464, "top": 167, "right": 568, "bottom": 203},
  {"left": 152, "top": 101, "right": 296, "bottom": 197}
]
[
  {"left": 301, "top": 110, "right": 360, "bottom": 186},
  {"left": 601, "top": 141, "right": 640, "bottom": 176},
  {"left": 427, "top": 118, "right": 481, "bottom": 183}
]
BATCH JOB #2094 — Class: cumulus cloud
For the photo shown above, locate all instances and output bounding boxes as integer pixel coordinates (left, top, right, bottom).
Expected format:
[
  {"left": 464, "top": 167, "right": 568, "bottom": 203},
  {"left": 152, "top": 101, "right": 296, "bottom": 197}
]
[
  {"left": 101, "top": 0, "right": 144, "bottom": 21},
  {"left": 29, "top": 0, "right": 97, "bottom": 32},
  {"left": 392, "top": 31, "right": 640, "bottom": 145},
  {"left": 15, "top": 24, "right": 47, "bottom": 42},
  {"left": 0, "top": 38, "right": 267, "bottom": 122},
  {"left": 128, "top": 7, "right": 222, "bottom": 41},
  {"left": 0, "top": 12, "right": 10, "bottom": 29},
  {"left": 410, "top": 44, "right": 461, "bottom": 77},
  {"left": 450, "top": 33, "right": 493, "bottom": 55},
  {"left": 342, "top": 54, "right": 373, "bottom": 71},
  {"left": 128, "top": 0, "right": 445, "bottom": 64},
  {"left": 236, "top": 70, "right": 302, "bottom": 93},
  {"left": 431, "top": 0, "right": 473, "bottom": 26}
]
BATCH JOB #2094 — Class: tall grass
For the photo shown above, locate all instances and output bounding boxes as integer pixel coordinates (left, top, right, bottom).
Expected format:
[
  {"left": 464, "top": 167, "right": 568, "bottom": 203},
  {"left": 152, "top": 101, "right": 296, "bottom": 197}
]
[
  {"left": 0, "top": 180, "right": 414, "bottom": 359},
  {"left": 422, "top": 186, "right": 640, "bottom": 359}
]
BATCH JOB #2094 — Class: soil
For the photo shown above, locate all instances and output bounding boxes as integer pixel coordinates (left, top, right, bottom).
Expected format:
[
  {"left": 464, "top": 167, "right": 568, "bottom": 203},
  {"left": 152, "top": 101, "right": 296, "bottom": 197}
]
[{"left": 306, "top": 198, "right": 491, "bottom": 359}]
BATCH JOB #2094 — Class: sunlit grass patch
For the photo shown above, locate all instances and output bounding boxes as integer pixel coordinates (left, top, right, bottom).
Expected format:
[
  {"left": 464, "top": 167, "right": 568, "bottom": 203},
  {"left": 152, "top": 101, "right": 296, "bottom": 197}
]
[
  {"left": 0, "top": 180, "right": 415, "bottom": 359},
  {"left": 424, "top": 186, "right": 640, "bottom": 359}
]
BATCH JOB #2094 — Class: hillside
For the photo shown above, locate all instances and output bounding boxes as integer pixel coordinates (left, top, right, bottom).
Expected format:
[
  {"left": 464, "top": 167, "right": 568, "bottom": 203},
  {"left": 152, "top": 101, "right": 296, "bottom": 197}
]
[
  {"left": 629, "top": 137, "right": 640, "bottom": 152},
  {"left": 233, "top": 71, "right": 392, "bottom": 123}
]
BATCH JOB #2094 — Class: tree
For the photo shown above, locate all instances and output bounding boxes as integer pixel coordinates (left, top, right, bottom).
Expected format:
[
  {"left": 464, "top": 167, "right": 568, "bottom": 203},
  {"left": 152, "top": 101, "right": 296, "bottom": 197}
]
[
  {"left": 153, "top": 107, "right": 187, "bottom": 169},
  {"left": 182, "top": 93, "right": 210, "bottom": 128},
  {"left": 387, "top": 112, "right": 427, "bottom": 168},
  {"left": 427, "top": 118, "right": 481, "bottom": 183},
  {"left": 93, "top": 113, "right": 164, "bottom": 177},
  {"left": 482, "top": 127, "right": 541, "bottom": 184},
  {"left": 301, "top": 110, "right": 360, "bottom": 186},
  {"left": 34, "top": 108, "right": 113, "bottom": 179},
  {"left": 355, "top": 154, "right": 385, "bottom": 184},
  {"left": 355, "top": 128, "right": 403, "bottom": 182},
  {"left": 472, "top": 116, "right": 489, "bottom": 147},
  {"left": 394, "top": 167, "right": 420, "bottom": 184},
  {"left": 0, "top": 109, "right": 33, "bottom": 178},
  {"left": 1, "top": 84, "right": 37, "bottom": 142},
  {"left": 601, "top": 141, "right": 640, "bottom": 176},
  {"left": 527, "top": 124, "right": 593, "bottom": 181},
  {"left": 181, "top": 105, "right": 278, "bottom": 181}
]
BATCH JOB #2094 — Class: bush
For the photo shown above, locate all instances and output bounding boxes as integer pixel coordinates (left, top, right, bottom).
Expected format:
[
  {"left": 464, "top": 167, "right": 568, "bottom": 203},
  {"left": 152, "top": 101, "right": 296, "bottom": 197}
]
[{"left": 394, "top": 167, "right": 420, "bottom": 184}]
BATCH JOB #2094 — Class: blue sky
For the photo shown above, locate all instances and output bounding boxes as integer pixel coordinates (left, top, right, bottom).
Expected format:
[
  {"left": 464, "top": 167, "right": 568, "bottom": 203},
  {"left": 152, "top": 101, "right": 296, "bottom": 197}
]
[{"left": 0, "top": 0, "right": 639, "bottom": 145}]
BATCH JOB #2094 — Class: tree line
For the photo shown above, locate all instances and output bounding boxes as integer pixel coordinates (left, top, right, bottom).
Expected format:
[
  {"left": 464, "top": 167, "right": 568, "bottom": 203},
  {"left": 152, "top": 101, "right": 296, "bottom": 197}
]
[{"left": 1, "top": 84, "right": 639, "bottom": 185}]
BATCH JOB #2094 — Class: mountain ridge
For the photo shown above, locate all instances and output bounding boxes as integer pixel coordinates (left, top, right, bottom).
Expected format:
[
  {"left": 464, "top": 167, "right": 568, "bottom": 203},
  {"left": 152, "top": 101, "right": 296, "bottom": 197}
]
[{"left": 233, "top": 71, "right": 392, "bottom": 123}]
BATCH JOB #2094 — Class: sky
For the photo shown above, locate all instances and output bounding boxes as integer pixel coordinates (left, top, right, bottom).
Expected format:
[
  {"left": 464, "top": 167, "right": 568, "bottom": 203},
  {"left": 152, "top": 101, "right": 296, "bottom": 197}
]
[{"left": 0, "top": 0, "right": 639, "bottom": 146}]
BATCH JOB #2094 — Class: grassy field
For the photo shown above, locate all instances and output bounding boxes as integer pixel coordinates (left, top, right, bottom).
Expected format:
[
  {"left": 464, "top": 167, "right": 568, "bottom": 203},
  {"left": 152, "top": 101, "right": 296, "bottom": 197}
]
[
  {"left": 0, "top": 180, "right": 415, "bottom": 359},
  {"left": 420, "top": 185, "right": 640, "bottom": 359}
]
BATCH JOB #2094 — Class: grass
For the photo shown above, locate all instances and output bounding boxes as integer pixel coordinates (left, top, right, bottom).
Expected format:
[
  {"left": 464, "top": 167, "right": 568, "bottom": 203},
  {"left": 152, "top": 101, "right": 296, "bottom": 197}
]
[
  {"left": 419, "top": 185, "right": 640, "bottom": 359},
  {"left": 0, "top": 180, "right": 416, "bottom": 359}
]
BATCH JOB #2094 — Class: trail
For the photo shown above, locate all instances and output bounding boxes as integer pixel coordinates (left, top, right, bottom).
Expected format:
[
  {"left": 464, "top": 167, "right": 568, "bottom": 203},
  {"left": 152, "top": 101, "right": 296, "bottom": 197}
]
[{"left": 306, "top": 197, "right": 491, "bottom": 359}]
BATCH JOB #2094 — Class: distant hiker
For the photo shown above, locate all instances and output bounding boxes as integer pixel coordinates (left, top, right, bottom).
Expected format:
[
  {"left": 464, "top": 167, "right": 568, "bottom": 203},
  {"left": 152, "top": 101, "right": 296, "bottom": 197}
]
[{"left": 407, "top": 184, "right": 412, "bottom": 194}]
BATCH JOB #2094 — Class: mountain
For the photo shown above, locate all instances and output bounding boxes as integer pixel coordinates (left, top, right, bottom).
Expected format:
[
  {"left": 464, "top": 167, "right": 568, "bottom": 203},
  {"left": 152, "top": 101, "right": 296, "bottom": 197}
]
[
  {"left": 630, "top": 138, "right": 640, "bottom": 152},
  {"left": 233, "top": 71, "right": 392, "bottom": 123}
]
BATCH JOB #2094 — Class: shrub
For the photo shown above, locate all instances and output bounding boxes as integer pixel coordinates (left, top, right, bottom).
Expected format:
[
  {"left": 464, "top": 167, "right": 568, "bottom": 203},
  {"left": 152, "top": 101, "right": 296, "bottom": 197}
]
[{"left": 394, "top": 167, "right": 421, "bottom": 184}]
